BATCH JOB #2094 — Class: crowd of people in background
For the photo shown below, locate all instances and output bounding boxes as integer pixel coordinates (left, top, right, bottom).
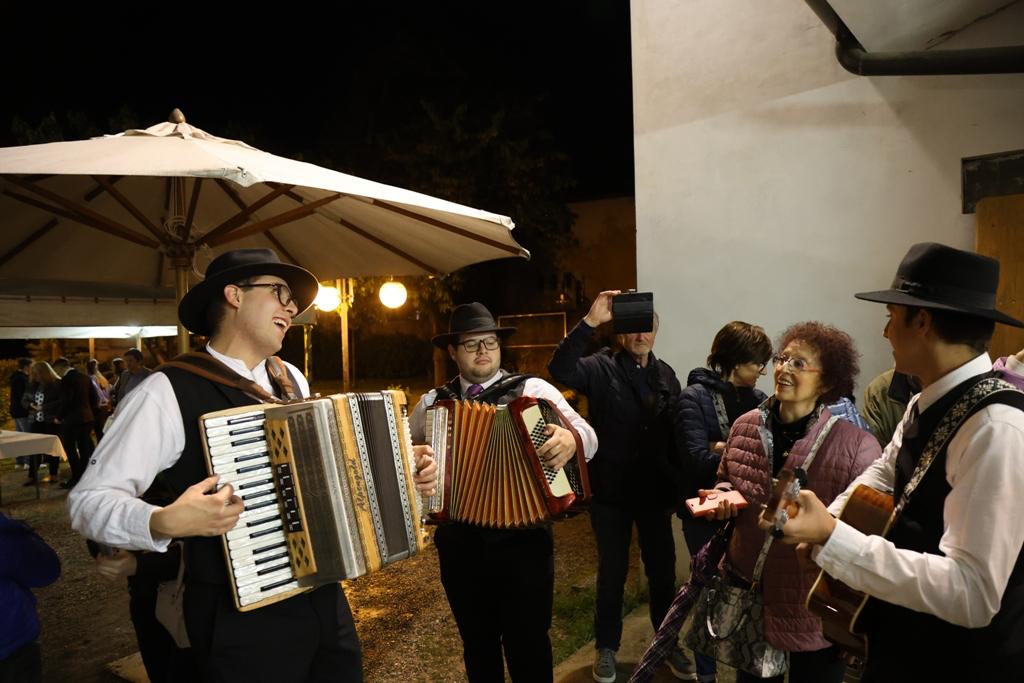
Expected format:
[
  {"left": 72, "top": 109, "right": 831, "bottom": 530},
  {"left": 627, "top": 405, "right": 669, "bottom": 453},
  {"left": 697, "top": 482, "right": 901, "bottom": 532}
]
[
  {"left": 3, "top": 241, "right": 1024, "bottom": 683},
  {"left": 7, "top": 350, "right": 151, "bottom": 489}
]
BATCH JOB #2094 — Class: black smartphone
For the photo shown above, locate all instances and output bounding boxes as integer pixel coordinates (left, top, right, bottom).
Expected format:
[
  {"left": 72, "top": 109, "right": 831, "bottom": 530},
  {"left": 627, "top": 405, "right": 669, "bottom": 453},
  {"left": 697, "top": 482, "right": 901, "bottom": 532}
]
[{"left": 611, "top": 291, "right": 654, "bottom": 334}]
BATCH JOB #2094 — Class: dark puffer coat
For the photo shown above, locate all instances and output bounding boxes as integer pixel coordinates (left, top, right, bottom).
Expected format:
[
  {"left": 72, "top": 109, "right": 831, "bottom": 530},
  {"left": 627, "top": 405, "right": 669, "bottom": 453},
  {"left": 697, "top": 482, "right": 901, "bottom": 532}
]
[{"left": 677, "top": 367, "right": 766, "bottom": 497}]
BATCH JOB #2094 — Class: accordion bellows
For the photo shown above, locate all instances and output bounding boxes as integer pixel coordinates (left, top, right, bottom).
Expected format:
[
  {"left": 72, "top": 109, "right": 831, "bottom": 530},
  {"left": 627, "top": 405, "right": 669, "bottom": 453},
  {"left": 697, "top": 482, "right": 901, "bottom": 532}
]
[
  {"left": 425, "top": 396, "right": 590, "bottom": 528},
  {"left": 200, "top": 390, "right": 425, "bottom": 611}
]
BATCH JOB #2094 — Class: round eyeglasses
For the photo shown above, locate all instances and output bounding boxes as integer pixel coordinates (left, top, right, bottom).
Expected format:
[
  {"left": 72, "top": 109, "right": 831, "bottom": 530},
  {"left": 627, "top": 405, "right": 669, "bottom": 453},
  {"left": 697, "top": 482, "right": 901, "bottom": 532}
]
[
  {"left": 772, "top": 354, "right": 822, "bottom": 373},
  {"left": 238, "top": 283, "right": 295, "bottom": 308}
]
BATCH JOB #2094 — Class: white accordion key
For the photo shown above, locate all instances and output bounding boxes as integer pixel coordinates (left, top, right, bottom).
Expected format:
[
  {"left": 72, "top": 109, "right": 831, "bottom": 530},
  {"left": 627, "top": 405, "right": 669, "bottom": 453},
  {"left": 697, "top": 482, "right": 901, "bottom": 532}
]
[
  {"left": 226, "top": 516, "right": 282, "bottom": 542},
  {"left": 237, "top": 567, "right": 294, "bottom": 595},
  {"left": 228, "top": 530, "right": 286, "bottom": 553},
  {"left": 239, "top": 580, "right": 299, "bottom": 607}
]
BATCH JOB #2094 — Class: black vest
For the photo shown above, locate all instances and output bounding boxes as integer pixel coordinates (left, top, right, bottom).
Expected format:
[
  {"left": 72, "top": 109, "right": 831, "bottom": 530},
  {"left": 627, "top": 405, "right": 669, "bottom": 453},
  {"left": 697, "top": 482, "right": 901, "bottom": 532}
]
[
  {"left": 157, "top": 360, "right": 295, "bottom": 585},
  {"left": 862, "top": 372, "right": 1024, "bottom": 680}
]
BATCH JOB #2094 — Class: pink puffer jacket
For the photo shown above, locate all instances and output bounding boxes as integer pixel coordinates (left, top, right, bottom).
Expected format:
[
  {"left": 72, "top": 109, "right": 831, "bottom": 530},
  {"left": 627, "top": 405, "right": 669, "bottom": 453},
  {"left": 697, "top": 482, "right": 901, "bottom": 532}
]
[{"left": 716, "top": 404, "right": 881, "bottom": 652}]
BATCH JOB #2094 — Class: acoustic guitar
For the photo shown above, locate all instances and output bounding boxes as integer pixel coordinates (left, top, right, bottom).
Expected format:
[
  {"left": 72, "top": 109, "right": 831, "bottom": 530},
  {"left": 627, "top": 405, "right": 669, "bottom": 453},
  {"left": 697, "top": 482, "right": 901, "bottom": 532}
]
[{"left": 805, "top": 484, "right": 894, "bottom": 660}]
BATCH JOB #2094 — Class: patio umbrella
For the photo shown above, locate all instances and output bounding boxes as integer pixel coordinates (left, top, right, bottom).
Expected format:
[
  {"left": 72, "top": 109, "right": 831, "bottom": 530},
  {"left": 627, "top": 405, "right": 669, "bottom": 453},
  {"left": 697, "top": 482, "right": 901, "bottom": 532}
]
[{"left": 0, "top": 109, "right": 529, "bottom": 351}]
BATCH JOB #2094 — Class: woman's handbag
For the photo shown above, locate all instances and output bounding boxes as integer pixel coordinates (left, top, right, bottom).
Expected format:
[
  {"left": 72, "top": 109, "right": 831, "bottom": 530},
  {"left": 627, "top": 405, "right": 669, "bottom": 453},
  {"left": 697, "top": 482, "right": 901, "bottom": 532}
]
[
  {"left": 154, "top": 542, "right": 190, "bottom": 649},
  {"left": 684, "top": 535, "right": 787, "bottom": 677}
]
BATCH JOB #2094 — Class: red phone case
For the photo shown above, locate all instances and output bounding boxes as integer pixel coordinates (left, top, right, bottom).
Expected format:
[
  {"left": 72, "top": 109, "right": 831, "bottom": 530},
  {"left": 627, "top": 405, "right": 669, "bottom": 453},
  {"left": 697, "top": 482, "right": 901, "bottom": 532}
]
[{"left": 685, "top": 490, "right": 748, "bottom": 517}]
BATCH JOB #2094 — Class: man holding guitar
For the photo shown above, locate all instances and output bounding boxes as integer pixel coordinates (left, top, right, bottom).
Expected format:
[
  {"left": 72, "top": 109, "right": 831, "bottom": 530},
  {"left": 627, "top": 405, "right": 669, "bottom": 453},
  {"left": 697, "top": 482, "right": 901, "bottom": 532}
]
[{"left": 773, "top": 243, "right": 1024, "bottom": 681}]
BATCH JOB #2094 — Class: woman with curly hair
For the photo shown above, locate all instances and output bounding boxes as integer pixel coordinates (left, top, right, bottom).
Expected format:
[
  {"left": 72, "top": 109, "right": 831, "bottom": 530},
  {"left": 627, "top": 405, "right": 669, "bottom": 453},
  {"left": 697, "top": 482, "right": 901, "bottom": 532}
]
[{"left": 699, "top": 322, "right": 882, "bottom": 683}]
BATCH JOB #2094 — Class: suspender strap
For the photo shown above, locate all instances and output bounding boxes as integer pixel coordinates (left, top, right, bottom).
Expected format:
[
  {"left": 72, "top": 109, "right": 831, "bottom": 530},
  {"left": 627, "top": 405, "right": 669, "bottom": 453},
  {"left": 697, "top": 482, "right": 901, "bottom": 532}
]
[{"left": 156, "top": 352, "right": 290, "bottom": 403}]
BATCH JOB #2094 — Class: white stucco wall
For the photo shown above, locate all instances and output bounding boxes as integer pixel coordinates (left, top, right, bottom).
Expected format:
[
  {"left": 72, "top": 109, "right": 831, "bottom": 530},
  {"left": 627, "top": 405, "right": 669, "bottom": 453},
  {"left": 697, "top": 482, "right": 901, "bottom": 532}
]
[{"left": 632, "top": 0, "right": 1024, "bottom": 396}]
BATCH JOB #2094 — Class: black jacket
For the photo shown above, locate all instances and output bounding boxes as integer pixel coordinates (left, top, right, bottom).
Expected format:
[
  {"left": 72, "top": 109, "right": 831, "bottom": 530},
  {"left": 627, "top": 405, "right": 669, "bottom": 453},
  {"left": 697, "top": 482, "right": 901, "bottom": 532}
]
[
  {"left": 57, "top": 368, "right": 98, "bottom": 425},
  {"left": 548, "top": 322, "right": 683, "bottom": 507},
  {"left": 677, "top": 367, "right": 766, "bottom": 496}
]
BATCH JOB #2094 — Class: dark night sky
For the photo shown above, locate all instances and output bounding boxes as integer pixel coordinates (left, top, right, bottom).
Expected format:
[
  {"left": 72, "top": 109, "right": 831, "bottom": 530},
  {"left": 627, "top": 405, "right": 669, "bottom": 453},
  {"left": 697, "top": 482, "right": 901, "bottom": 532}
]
[
  {"left": 0, "top": 4, "right": 634, "bottom": 357},
  {"left": 1, "top": 3, "right": 634, "bottom": 200}
]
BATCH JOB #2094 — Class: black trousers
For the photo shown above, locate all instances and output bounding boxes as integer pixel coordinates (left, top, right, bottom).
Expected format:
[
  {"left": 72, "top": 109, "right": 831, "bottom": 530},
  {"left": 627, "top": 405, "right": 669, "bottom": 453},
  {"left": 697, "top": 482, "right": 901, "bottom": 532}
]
[
  {"left": 26, "top": 422, "right": 60, "bottom": 479},
  {"left": 590, "top": 499, "right": 676, "bottom": 651},
  {"left": 183, "top": 581, "right": 362, "bottom": 683},
  {"left": 435, "top": 523, "right": 555, "bottom": 683},
  {"left": 127, "top": 575, "right": 197, "bottom": 683},
  {"left": 60, "top": 422, "right": 94, "bottom": 483}
]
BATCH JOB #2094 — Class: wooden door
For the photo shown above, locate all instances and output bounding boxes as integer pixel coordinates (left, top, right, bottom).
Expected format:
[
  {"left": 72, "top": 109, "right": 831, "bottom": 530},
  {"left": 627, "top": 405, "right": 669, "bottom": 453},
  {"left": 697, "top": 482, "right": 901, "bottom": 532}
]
[{"left": 976, "top": 194, "right": 1024, "bottom": 361}]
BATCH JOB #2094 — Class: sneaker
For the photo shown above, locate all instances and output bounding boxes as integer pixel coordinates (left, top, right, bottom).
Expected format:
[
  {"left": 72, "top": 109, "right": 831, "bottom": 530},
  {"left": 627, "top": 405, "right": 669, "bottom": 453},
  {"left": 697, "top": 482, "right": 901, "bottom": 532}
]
[
  {"left": 666, "top": 647, "right": 698, "bottom": 681},
  {"left": 592, "top": 648, "right": 617, "bottom": 683}
]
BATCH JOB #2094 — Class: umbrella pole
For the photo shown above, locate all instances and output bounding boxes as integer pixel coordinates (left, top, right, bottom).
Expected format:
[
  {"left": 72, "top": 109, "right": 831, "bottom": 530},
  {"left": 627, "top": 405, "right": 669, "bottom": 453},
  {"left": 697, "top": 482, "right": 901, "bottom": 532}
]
[
  {"left": 173, "top": 260, "right": 191, "bottom": 355},
  {"left": 338, "top": 278, "right": 352, "bottom": 392}
]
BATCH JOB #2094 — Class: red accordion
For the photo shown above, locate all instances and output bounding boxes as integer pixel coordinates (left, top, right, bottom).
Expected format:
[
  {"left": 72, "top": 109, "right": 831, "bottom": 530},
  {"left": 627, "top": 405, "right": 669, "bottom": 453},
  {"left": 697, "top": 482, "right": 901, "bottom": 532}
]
[{"left": 424, "top": 396, "right": 591, "bottom": 528}]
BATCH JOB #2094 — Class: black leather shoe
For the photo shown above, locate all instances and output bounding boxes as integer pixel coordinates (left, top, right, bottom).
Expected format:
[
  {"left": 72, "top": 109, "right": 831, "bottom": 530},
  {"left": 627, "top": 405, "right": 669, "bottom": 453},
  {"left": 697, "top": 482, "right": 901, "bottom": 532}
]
[
  {"left": 23, "top": 479, "right": 38, "bottom": 487},
  {"left": 59, "top": 481, "right": 73, "bottom": 489}
]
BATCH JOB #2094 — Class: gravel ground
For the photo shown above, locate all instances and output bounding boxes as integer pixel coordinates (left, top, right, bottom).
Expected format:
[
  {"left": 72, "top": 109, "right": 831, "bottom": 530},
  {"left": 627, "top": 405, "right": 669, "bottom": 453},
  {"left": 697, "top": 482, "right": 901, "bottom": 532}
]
[{"left": 1, "top": 460, "right": 641, "bottom": 683}]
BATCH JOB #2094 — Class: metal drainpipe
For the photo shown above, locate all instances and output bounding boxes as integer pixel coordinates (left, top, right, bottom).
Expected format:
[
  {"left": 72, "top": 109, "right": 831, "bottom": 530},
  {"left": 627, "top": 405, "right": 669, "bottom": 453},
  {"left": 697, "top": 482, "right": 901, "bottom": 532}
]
[{"left": 804, "top": 0, "right": 1024, "bottom": 76}]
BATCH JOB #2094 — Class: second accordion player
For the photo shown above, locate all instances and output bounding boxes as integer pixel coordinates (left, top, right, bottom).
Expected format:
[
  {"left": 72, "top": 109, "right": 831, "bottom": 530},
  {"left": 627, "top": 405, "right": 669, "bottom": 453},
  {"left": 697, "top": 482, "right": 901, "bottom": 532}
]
[
  {"left": 424, "top": 395, "right": 591, "bottom": 528},
  {"left": 200, "top": 390, "right": 427, "bottom": 611}
]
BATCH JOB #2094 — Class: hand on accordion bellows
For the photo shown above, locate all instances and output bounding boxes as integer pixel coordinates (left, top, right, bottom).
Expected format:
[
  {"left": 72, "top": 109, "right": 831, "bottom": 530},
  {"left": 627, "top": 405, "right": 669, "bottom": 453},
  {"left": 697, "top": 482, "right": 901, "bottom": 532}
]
[
  {"left": 537, "top": 424, "right": 576, "bottom": 471},
  {"left": 412, "top": 445, "right": 438, "bottom": 496},
  {"left": 149, "top": 474, "right": 244, "bottom": 539}
]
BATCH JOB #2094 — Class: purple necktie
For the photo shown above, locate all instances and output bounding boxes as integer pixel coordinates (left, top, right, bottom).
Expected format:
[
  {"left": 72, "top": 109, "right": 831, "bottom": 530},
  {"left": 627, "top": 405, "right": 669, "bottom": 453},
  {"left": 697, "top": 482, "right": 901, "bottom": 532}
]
[{"left": 466, "top": 383, "right": 483, "bottom": 399}]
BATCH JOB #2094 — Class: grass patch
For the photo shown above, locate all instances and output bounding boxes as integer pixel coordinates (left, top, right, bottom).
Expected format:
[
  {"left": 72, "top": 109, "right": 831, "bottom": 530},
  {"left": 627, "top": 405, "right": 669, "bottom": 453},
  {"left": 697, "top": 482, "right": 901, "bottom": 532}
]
[{"left": 551, "top": 576, "right": 650, "bottom": 664}]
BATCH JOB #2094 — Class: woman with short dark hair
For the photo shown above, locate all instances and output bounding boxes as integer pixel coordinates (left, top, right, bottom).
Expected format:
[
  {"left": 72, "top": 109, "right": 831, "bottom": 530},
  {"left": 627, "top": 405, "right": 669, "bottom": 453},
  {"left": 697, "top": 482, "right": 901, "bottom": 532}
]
[
  {"left": 677, "top": 321, "right": 772, "bottom": 682},
  {"left": 700, "top": 321, "right": 881, "bottom": 682}
]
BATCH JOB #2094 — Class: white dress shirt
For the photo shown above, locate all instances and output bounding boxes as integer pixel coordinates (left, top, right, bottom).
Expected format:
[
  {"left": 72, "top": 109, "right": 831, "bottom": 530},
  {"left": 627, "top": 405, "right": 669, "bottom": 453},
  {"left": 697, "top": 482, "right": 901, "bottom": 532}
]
[
  {"left": 67, "top": 345, "right": 308, "bottom": 553},
  {"left": 815, "top": 353, "right": 1024, "bottom": 628},
  {"left": 409, "top": 370, "right": 598, "bottom": 462}
]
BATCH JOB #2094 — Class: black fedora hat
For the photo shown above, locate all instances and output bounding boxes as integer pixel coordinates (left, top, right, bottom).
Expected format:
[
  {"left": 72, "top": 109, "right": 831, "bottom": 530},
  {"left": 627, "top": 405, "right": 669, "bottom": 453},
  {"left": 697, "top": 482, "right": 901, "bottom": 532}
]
[
  {"left": 855, "top": 242, "right": 1023, "bottom": 327},
  {"left": 178, "top": 248, "right": 320, "bottom": 336},
  {"left": 431, "top": 302, "right": 516, "bottom": 349}
]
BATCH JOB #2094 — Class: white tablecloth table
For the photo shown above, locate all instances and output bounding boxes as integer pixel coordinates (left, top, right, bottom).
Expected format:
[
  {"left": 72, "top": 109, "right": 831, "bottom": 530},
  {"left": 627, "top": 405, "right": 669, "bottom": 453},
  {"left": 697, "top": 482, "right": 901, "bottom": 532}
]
[{"left": 0, "top": 430, "right": 68, "bottom": 504}]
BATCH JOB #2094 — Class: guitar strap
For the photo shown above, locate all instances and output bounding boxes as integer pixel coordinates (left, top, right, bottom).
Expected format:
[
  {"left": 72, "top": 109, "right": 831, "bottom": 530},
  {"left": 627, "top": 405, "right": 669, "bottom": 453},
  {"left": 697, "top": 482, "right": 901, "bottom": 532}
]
[
  {"left": 750, "top": 414, "right": 840, "bottom": 589},
  {"left": 887, "top": 376, "right": 1024, "bottom": 533}
]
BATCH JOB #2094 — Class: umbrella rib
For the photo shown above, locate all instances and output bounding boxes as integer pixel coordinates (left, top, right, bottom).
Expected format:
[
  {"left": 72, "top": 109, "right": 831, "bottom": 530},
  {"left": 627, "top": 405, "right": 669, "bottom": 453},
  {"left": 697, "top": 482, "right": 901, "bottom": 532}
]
[
  {"left": 203, "top": 193, "right": 343, "bottom": 247},
  {"left": 84, "top": 176, "right": 123, "bottom": 202},
  {"left": 207, "top": 181, "right": 303, "bottom": 270},
  {"left": 371, "top": 199, "right": 526, "bottom": 256},
  {"left": 182, "top": 179, "right": 203, "bottom": 243},
  {"left": 4, "top": 175, "right": 160, "bottom": 248},
  {"left": 2, "top": 187, "right": 159, "bottom": 249},
  {"left": 0, "top": 218, "right": 59, "bottom": 268},
  {"left": 214, "top": 179, "right": 248, "bottom": 211},
  {"left": 202, "top": 183, "right": 296, "bottom": 246},
  {"left": 335, "top": 217, "right": 442, "bottom": 274},
  {"left": 262, "top": 231, "right": 302, "bottom": 267},
  {"left": 264, "top": 183, "right": 445, "bottom": 274},
  {"left": 92, "top": 175, "right": 166, "bottom": 244}
]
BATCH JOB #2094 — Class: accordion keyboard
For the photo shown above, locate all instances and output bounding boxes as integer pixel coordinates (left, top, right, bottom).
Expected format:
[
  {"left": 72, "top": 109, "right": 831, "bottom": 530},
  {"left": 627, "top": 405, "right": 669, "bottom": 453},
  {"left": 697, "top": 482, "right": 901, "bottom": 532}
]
[{"left": 204, "top": 409, "right": 300, "bottom": 607}]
